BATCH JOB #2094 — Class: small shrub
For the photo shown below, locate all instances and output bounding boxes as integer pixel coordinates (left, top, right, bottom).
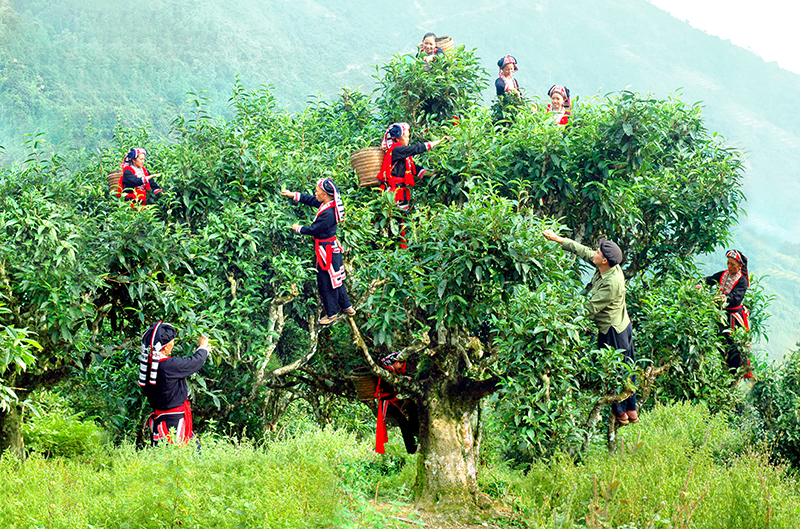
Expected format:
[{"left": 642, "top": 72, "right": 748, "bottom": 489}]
[{"left": 22, "top": 390, "right": 108, "bottom": 458}]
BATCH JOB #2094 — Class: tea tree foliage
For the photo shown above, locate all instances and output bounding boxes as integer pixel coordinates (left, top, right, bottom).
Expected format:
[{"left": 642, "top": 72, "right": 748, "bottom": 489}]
[
  {"left": 375, "top": 48, "right": 490, "bottom": 129},
  {"left": 0, "top": 45, "right": 756, "bottom": 508}
]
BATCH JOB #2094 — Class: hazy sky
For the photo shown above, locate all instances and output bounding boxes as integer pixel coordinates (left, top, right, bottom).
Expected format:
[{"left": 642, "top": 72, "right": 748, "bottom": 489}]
[{"left": 647, "top": 0, "right": 800, "bottom": 75}]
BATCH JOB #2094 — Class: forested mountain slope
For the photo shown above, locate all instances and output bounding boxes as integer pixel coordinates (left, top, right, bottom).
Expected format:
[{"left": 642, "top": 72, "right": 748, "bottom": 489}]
[{"left": 1, "top": 0, "right": 799, "bottom": 357}]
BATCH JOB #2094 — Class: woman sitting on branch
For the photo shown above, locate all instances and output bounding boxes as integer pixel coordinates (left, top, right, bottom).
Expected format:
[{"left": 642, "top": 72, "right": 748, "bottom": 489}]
[
  {"left": 282, "top": 178, "right": 354, "bottom": 326},
  {"left": 117, "top": 148, "right": 163, "bottom": 205}
]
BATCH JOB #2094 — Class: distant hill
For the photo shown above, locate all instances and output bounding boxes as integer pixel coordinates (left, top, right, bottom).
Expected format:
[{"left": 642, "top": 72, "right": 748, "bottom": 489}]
[{"left": 2, "top": 0, "right": 799, "bottom": 358}]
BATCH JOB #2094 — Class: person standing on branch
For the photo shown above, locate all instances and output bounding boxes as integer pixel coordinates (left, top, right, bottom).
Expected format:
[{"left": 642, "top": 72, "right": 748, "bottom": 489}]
[
  {"left": 282, "top": 178, "right": 354, "bottom": 325},
  {"left": 139, "top": 321, "right": 209, "bottom": 446},
  {"left": 117, "top": 148, "right": 163, "bottom": 206},
  {"left": 704, "top": 249, "right": 752, "bottom": 377},
  {"left": 377, "top": 122, "right": 448, "bottom": 248},
  {"left": 543, "top": 229, "right": 638, "bottom": 425}
]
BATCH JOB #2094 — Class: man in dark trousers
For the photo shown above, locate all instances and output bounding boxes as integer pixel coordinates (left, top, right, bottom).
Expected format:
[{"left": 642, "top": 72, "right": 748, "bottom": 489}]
[
  {"left": 542, "top": 229, "right": 638, "bottom": 425},
  {"left": 139, "top": 321, "right": 210, "bottom": 445}
]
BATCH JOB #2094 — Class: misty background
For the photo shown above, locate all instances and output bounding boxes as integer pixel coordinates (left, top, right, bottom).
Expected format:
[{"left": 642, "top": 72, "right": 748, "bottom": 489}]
[{"left": 2, "top": 0, "right": 799, "bottom": 359}]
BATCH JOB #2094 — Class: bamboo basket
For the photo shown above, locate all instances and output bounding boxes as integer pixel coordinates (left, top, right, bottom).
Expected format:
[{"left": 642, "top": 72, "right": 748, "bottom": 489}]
[
  {"left": 350, "top": 366, "right": 379, "bottom": 401},
  {"left": 350, "top": 366, "right": 396, "bottom": 401},
  {"left": 107, "top": 171, "right": 122, "bottom": 193},
  {"left": 436, "top": 36, "right": 455, "bottom": 54},
  {"left": 350, "top": 147, "right": 384, "bottom": 187}
]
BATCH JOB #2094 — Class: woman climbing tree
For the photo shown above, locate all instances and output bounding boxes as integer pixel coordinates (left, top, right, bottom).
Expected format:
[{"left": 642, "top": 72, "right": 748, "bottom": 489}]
[
  {"left": 282, "top": 178, "right": 354, "bottom": 325},
  {"left": 377, "top": 122, "right": 448, "bottom": 248}
]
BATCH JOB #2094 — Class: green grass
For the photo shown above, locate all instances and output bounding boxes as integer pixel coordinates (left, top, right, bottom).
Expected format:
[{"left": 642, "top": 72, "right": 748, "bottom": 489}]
[
  {"left": 0, "top": 429, "right": 374, "bottom": 529},
  {"left": 480, "top": 402, "right": 800, "bottom": 528},
  {"left": 3, "top": 402, "right": 800, "bottom": 528}
]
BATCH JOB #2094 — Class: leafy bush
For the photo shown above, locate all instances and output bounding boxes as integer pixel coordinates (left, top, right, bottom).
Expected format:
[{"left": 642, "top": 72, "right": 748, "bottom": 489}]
[
  {"left": 374, "top": 47, "right": 489, "bottom": 129},
  {"left": 750, "top": 344, "right": 800, "bottom": 467},
  {"left": 22, "top": 390, "right": 107, "bottom": 458}
]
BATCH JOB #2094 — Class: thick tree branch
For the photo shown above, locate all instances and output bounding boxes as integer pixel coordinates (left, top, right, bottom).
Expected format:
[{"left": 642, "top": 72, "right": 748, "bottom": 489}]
[
  {"left": 457, "top": 375, "right": 501, "bottom": 401},
  {"left": 580, "top": 383, "right": 636, "bottom": 453},
  {"left": 580, "top": 357, "right": 675, "bottom": 453}
]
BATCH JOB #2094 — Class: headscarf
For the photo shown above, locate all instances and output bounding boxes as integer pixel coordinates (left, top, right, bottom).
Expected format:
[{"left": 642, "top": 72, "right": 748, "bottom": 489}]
[
  {"left": 138, "top": 321, "right": 177, "bottom": 387},
  {"left": 497, "top": 55, "right": 518, "bottom": 76},
  {"left": 381, "top": 351, "right": 407, "bottom": 374},
  {"left": 121, "top": 147, "right": 147, "bottom": 168},
  {"left": 726, "top": 249, "right": 749, "bottom": 287},
  {"left": 381, "top": 122, "right": 410, "bottom": 151},
  {"left": 548, "top": 85, "right": 571, "bottom": 108},
  {"left": 317, "top": 177, "right": 345, "bottom": 223}
]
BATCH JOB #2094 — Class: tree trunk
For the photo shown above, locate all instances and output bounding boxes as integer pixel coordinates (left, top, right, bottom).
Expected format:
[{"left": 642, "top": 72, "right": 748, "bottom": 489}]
[
  {"left": 0, "top": 405, "right": 25, "bottom": 457},
  {"left": 413, "top": 383, "right": 488, "bottom": 511}
]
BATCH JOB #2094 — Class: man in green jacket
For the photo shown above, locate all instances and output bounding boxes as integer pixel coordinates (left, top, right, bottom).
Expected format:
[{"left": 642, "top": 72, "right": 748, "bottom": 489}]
[{"left": 542, "top": 229, "right": 638, "bottom": 425}]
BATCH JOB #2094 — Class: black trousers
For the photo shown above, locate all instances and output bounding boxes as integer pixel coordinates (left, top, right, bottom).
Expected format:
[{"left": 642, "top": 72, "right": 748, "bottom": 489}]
[
  {"left": 385, "top": 399, "right": 420, "bottom": 454},
  {"left": 317, "top": 267, "right": 352, "bottom": 318},
  {"left": 598, "top": 323, "right": 637, "bottom": 417}
]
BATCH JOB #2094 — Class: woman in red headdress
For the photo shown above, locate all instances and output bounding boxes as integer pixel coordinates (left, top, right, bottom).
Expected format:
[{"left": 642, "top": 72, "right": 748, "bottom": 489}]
[
  {"left": 495, "top": 55, "right": 520, "bottom": 97},
  {"left": 117, "top": 148, "right": 163, "bottom": 205},
  {"left": 705, "top": 249, "right": 752, "bottom": 376},
  {"left": 546, "top": 85, "right": 571, "bottom": 125}
]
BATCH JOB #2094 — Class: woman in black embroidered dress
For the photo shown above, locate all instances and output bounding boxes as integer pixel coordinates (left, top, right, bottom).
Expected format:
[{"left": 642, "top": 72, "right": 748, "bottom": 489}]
[
  {"left": 117, "top": 148, "right": 163, "bottom": 206},
  {"left": 377, "top": 122, "right": 448, "bottom": 248},
  {"left": 139, "top": 321, "right": 209, "bottom": 446},
  {"left": 704, "top": 249, "right": 752, "bottom": 376},
  {"left": 495, "top": 55, "right": 520, "bottom": 97},
  {"left": 282, "top": 178, "right": 354, "bottom": 325}
]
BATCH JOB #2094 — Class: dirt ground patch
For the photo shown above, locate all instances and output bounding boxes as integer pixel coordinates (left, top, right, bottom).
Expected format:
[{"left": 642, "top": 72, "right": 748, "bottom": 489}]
[{"left": 367, "top": 500, "right": 523, "bottom": 528}]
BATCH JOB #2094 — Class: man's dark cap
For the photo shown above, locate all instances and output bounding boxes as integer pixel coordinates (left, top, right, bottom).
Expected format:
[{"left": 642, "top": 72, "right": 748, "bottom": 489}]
[{"left": 599, "top": 238, "right": 623, "bottom": 267}]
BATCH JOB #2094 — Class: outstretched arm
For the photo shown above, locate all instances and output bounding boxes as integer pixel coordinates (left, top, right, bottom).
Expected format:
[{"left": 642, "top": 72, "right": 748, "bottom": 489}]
[
  {"left": 542, "top": 229, "right": 564, "bottom": 244},
  {"left": 543, "top": 230, "right": 595, "bottom": 263}
]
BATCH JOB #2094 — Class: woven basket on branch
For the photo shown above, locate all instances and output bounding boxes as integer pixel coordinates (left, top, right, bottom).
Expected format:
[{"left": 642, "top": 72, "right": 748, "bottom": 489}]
[
  {"left": 350, "top": 147, "right": 384, "bottom": 188},
  {"left": 436, "top": 36, "right": 455, "bottom": 54},
  {"left": 350, "top": 366, "right": 379, "bottom": 401}
]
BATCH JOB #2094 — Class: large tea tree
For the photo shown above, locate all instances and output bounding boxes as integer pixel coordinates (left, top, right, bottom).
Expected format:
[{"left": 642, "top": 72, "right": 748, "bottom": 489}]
[
  {"left": 342, "top": 194, "right": 586, "bottom": 507},
  {"left": 331, "top": 63, "right": 747, "bottom": 506}
]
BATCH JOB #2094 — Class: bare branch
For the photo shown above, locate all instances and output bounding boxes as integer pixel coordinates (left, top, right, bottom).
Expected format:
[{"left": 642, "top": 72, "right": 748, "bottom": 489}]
[
  {"left": 580, "top": 383, "right": 636, "bottom": 453},
  {"left": 350, "top": 278, "right": 389, "bottom": 309},
  {"left": 266, "top": 313, "right": 319, "bottom": 378}
]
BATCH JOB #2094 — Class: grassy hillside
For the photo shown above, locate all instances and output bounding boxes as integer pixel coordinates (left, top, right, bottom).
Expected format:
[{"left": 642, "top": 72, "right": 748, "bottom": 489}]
[{"left": 2, "top": 0, "right": 799, "bottom": 357}]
